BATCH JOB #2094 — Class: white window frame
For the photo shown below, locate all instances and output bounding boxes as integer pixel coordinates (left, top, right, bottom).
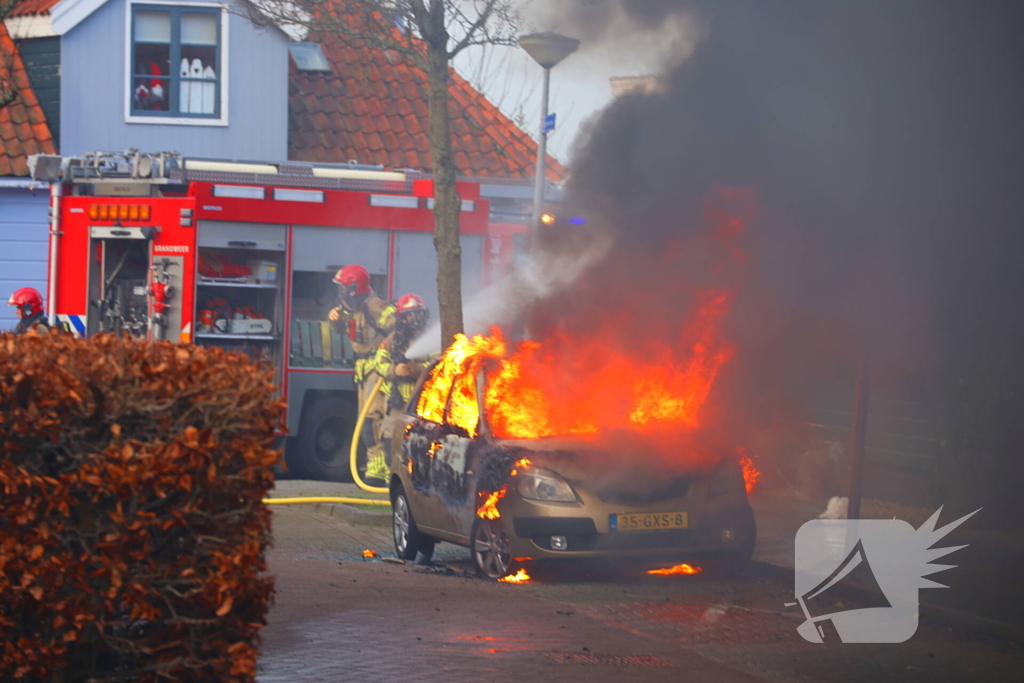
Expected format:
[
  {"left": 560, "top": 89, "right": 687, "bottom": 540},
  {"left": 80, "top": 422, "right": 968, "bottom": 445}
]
[{"left": 123, "top": 0, "right": 230, "bottom": 126}]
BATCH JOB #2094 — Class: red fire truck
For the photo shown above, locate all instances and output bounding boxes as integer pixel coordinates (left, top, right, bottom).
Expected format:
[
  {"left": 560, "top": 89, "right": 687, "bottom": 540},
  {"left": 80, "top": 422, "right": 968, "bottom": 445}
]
[{"left": 30, "top": 151, "right": 521, "bottom": 481}]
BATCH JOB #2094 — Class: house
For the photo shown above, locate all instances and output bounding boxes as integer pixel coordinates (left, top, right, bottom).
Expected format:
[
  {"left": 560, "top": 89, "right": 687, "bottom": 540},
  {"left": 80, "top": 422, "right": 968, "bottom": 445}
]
[
  {"left": 288, "top": 0, "right": 565, "bottom": 224},
  {"left": 1, "top": 18, "right": 56, "bottom": 330},
  {"left": 2, "top": 0, "right": 565, "bottom": 328}
]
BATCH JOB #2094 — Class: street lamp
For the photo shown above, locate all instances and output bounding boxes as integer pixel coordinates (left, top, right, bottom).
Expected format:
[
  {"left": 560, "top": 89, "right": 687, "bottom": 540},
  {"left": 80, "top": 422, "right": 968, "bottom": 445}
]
[{"left": 519, "top": 32, "right": 579, "bottom": 228}]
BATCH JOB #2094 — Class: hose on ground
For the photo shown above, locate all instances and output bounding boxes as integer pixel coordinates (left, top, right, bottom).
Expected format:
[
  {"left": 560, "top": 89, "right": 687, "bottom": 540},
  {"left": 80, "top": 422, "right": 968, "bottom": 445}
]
[
  {"left": 350, "top": 375, "right": 390, "bottom": 494},
  {"left": 262, "top": 497, "right": 389, "bottom": 506}
]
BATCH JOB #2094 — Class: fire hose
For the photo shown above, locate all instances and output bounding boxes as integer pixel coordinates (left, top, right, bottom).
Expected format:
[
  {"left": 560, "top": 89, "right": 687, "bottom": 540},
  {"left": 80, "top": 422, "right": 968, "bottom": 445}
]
[
  {"left": 263, "top": 497, "right": 389, "bottom": 506},
  {"left": 349, "top": 375, "right": 390, "bottom": 494},
  {"left": 261, "top": 376, "right": 390, "bottom": 507}
]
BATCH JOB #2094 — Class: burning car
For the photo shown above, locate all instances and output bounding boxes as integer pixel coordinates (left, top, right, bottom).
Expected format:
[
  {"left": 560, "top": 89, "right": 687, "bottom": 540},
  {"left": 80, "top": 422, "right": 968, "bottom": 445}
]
[{"left": 388, "top": 331, "right": 757, "bottom": 579}]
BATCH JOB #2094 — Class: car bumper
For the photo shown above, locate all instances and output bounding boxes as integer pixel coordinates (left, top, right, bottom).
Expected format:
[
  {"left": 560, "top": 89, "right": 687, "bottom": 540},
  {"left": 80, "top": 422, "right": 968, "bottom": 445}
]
[{"left": 501, "top": 495, "right": 756, "bottom": 561}]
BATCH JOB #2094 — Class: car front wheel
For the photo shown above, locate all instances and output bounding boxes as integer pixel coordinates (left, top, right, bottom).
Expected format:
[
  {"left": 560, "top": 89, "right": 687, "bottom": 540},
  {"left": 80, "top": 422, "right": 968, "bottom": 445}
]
[
  {"left": 470, "top": 517, "right": 517, "bottom": 579},
  {"left": 392, "top": 486, "right": 434, "bottom": 562}
]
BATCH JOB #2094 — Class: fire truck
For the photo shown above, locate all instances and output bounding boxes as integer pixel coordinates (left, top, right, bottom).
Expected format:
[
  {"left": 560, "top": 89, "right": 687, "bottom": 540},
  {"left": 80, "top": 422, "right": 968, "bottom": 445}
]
[{"left": 29, "top": 150, "right": 521, "bottom": 481}]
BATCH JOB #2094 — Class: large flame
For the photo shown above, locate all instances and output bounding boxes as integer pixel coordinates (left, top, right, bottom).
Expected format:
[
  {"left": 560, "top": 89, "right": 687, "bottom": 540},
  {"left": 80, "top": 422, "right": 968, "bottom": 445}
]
[{"left": 416, "top": 189, "right": 755, "bottom": 477}]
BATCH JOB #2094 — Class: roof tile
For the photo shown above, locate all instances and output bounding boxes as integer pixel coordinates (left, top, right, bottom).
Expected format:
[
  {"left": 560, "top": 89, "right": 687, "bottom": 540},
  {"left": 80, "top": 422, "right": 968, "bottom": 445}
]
[
  {"left": 287, "top": 1, "right": 566, "bottom": 180},
  {"left": 0, "top": 22, "right": 56, "bottom": 176}
]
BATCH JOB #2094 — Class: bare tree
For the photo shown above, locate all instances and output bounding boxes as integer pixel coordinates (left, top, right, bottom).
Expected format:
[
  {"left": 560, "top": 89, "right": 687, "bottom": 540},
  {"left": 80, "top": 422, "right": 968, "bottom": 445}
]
[{"left": 239, "top": 0, "right": 520, "bottom": 345}]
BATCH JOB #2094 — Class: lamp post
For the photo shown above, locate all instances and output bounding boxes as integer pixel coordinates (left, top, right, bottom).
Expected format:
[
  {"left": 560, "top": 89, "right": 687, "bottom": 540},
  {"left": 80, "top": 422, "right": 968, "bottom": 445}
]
[{"left": 519, "top": 32, "right": 579, "bottom": 228}]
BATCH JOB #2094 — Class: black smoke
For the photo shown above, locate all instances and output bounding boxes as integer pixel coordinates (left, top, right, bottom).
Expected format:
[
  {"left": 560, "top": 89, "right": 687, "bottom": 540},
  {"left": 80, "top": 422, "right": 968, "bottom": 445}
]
[{"left": 528, "top": 0, "right": 1024, "bottom": 519}]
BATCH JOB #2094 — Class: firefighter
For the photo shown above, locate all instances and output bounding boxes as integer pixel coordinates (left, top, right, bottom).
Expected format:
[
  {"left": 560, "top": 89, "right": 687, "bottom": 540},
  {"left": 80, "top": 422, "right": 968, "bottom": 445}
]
[
  {"left": 368, "top": 293, "right": 430, "bottom": 479},
  {"left": 327, "top": 265, "right": 395, "bottom": 481},
  {"left": 7, "top": 287, "right": 50, "bottom": 334}
]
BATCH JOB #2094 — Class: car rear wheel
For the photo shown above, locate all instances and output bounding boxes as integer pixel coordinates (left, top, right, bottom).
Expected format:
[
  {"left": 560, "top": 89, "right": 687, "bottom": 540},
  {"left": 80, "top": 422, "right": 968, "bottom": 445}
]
[
  {"left": 470, "top": 518, "right": 517, "bottom": 579},
  {"left": 392, "top": 486, "right": 434, "bottom": 562}
]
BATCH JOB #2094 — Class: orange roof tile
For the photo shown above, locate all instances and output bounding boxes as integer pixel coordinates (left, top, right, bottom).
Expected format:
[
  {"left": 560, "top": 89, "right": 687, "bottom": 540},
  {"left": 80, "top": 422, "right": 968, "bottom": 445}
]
[
  {"left": 7, "top": 0, "right": 61, "bottom": 18},
  {"left": 0, "top": 21, "right": 56, "bottom": 176},
  {"left": 288, "top": 4, "right": 566, "bottom": 181}
]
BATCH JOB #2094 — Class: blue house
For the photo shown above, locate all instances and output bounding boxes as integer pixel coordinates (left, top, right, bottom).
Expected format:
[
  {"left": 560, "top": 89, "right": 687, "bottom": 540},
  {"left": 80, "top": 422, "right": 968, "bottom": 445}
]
[{"left": 2, "top": 0, "right": 296, "bottom": 328}]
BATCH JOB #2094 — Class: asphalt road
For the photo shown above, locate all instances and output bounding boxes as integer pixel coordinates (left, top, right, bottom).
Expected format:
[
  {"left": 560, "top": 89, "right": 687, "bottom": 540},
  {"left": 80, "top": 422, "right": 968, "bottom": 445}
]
[{"left": 258, "top": 505, "right": 1023, "bottom": 682}]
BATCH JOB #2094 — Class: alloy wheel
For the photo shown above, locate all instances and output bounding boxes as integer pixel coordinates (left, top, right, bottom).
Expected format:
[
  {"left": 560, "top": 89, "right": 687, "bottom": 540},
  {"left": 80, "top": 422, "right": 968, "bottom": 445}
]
[
  {"left": 393, "top": 495, "right": 410, "bottom": 556},
  {"left": 473, "top": 519, "right": 511, "bottom": 578}
]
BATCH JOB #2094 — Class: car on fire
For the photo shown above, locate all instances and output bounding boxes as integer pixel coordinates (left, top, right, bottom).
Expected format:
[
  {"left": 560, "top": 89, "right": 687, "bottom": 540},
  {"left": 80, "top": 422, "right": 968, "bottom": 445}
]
[{"left": 387, "top": 356, "right": 757, "bottom": 579}]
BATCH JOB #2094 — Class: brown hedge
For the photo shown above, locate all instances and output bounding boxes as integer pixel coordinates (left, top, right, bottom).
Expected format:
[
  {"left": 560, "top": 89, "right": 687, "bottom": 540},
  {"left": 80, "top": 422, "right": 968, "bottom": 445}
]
[{"left": 0, "top": 333, "right": 282, "bottom": 682}]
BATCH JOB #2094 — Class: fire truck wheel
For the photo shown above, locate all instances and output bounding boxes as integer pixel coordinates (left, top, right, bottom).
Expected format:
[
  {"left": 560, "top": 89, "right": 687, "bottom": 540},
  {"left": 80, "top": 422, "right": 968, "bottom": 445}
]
[
  {"left": 470, "top": 518, "right": 518, "bottom": 579},
  {"left": 391, "top": 484, "right": 435, "bottom": 561},
  {"left": 295, "top": 394, "right": 356, "bottom": 482}
]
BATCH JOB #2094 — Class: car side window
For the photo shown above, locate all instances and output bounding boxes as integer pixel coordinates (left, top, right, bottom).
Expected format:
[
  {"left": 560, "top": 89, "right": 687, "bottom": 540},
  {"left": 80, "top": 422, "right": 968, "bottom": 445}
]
[
  {"left": 445, "top": 369, "right": 480, "bottom": 437},
  {"left": 414, "top": 362, "right": 450, "bottom": 423}
]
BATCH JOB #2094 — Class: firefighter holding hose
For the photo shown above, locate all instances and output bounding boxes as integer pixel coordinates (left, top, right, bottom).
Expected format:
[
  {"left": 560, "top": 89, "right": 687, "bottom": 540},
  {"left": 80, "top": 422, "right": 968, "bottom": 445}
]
[
  {"left": 368, "top": 293, "right": 430, "bottom": 476},
  {"left": 7, "top": 288, "right": 50, "bottom": 334},
  {"left": 328, "top": 265, "right": 396, "bottom": 481}
]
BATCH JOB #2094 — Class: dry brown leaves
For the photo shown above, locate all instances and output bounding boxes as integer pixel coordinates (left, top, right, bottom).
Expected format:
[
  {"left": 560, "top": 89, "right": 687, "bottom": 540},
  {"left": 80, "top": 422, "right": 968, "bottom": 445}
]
[{"left": 0, "top": 332, "right": 283, "bottom": 682}]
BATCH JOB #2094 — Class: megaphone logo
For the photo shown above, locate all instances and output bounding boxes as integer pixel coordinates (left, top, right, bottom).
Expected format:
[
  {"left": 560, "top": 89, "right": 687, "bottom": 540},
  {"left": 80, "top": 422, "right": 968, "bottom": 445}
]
[{"left": 790, "top": 507, "right": 979, "bottom": 643}]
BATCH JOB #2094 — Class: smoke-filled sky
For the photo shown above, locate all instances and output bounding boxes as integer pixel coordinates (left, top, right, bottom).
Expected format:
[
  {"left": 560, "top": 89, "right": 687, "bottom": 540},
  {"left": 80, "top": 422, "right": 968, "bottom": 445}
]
[{"left": 446, "top": 0, "right": 1024, "bottom": 477}]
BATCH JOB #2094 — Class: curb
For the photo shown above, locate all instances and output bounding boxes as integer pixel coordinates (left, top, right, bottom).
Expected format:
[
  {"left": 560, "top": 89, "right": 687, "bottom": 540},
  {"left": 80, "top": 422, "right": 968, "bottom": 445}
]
[
  {"left": 748, "top": 560, "right": 1024, "bottom": 643},
  {"left": 272, "top": 500, "right": 392, "bottom": 528}
]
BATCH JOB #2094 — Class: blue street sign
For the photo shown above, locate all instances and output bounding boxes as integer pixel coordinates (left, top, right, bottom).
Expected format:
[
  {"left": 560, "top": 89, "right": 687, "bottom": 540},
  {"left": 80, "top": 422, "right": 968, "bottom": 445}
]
[{"left": 544, "top": 113, "right": 556, "bottom": 133}]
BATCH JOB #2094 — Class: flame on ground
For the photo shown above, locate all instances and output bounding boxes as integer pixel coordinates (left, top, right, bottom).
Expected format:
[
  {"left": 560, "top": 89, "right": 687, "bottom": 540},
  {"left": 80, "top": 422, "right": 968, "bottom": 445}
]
[
  {"left": 647, "top": 563, "right": 703, "bottom": 576},
  {"left": 498, "top": 568, "right": 532, "bottom": 583},
  {"left": 362, "top": 549, "right": 378, "bottom": 559}
]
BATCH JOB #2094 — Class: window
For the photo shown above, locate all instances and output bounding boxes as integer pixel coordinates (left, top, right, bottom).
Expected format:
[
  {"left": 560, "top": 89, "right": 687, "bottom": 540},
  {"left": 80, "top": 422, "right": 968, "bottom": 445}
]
[
  {"left": 130, "top": 5, "right": 222, "bottom": 118},
  {"left": 288, "top": 42, "right": 331, "bottom": 73}
]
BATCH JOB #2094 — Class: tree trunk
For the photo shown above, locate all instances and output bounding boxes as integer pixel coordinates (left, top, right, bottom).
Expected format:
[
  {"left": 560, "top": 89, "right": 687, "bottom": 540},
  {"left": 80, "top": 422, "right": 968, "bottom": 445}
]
[{"left": 424, "top": 40, "right": 464, "bottom": 347}]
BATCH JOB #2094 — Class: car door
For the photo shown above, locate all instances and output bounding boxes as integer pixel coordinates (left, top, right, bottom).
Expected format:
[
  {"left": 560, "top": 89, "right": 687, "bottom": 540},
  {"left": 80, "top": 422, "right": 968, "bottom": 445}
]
[
  {"left": 399, "top": 368, "right": 450, "bottom": 534},
  {"left": 428, "top": 368, "right": 484, "bottom": 541}
]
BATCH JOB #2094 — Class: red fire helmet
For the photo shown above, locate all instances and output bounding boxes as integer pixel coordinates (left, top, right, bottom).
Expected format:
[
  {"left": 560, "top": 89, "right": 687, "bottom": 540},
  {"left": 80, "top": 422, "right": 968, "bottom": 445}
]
[
  {"left": 396, "top": 293, "right": 427, "bottom": 314},
  {"left": 333, "top": 264, "right": 371, "bottom": 296},
  {"left": 7, "top": 287, "right": 44, "bottom": 317}
]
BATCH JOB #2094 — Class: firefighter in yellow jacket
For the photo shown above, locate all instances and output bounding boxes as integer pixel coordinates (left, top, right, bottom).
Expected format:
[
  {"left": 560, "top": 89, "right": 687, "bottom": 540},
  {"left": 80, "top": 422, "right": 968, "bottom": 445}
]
[
  {"left": 328, "top": 265, "right": 395, "bottom": 481},
  {"left": 367, "top": 294, "right": 430, "bottom": 478}
]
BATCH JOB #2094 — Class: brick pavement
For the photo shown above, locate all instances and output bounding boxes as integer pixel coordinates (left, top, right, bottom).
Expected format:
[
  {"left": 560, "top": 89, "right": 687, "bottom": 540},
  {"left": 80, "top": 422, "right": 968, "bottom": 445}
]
[{"left": 260, "top": 505, "right": 1024, "bottom": 683}]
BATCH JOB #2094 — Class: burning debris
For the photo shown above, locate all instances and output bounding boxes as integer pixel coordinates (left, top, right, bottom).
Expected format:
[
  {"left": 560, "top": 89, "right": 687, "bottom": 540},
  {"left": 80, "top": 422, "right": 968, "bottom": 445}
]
[
  {"left": 362, "top": 549, "right": 378, "bottom": 559},
  {"left": 647, "top": 563, "right": 703, "bottom": 576},
  {"left": 498, "top": 568, "right": 532, "bottom": 584}
]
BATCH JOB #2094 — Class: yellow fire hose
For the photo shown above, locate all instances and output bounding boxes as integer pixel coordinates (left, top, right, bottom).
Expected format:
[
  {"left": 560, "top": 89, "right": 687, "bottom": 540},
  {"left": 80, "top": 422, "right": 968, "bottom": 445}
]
[
  {"left": 263, "top": 497, "right": 389, "bottom": 506},
  {"left": 349, "top": 375, "right": 391, "bottom": 494},
  {"left": 262, "top": 376, "right": 390, "bottom": 506}
]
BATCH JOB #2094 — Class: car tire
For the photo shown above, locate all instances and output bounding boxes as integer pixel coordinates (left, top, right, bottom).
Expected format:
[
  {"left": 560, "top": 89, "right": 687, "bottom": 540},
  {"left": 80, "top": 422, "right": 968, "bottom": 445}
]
[
  {"left": 721, "top": 525, "right": 756, "bottom": 576},
  {"left": 470, "top": 517, "right": 518, "bottom": 579},
  {"left": 293, "top": 394, "right": 356, "bottom": 482},
  {"left": 392, "top": 485, "right": 435, "bottom": 562}
]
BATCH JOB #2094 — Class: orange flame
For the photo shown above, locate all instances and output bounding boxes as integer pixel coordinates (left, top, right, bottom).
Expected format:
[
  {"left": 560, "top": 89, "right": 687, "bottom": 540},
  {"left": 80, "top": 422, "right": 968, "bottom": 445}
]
[
  {"left": 477, "top": 486, "right": 507, "bottom": 520},
  {"left": 509, "top": 457, "right": 532, "bottom": 476},
  {"left": 498, "top": 568, "right": 532, "bottom": 583},
  {"left": 740, "top": 453, "right": 761, "bottom": 495},
  {"left": 415, "top": 189, "right": 754, "bottom": 459},
  {"left": 646, "top": 563, "right": 703, "bottom": 576},
  {"left": 362, "top": 549, "right": 378, "bottom": 559}
]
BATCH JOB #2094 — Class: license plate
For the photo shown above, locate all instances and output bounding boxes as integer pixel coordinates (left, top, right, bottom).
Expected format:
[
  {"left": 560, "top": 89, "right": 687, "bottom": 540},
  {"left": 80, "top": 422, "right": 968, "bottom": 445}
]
[{"left": 610, "top": 511, "right": 688, "bottom": 532}]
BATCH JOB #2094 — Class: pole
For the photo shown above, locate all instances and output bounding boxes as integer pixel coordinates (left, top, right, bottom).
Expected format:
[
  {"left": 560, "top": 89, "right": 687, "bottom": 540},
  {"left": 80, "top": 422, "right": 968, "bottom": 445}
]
[
  {"left": 846, "top": 349, "right": 871, "bottom": 519},
  {"left": 531, "top": 66, "right": 551, "bottom": 229}
]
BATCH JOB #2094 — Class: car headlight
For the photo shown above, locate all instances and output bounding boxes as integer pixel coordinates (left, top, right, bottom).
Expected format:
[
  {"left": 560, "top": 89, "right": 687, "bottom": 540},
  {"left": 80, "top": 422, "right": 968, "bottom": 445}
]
[
  {"left": 708, "top": 459, "right": 746, "bottom": 496},
  {"left": 515, "top": 466, "right": 577, "bottom": 502}
]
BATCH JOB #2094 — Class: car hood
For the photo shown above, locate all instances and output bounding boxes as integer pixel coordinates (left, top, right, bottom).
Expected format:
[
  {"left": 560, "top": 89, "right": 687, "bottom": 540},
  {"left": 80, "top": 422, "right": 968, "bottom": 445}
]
[{"left": 496, "top": 436, "right": 718, "bottom": 505}]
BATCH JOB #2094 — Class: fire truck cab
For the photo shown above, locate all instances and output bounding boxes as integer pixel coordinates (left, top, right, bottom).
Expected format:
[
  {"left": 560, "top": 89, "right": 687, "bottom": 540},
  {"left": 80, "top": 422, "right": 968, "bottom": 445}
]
[{"left": 31, "top": 151, "right": 512, "bottom": 481}]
